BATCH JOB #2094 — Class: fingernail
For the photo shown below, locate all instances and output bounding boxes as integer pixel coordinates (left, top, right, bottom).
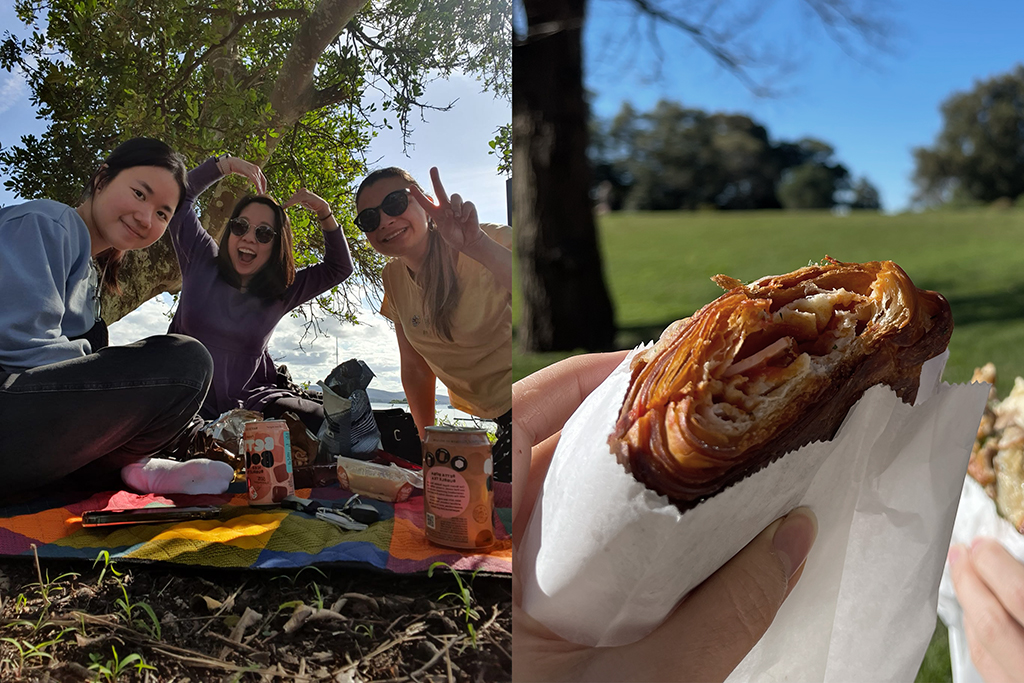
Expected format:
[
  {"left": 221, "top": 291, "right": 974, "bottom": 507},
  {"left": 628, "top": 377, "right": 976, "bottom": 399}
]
[
  {"left": 772, "top": 508, "right": 818, "bottom": 579},
  {"left": 948, "top": 545, "right": 963, "bottom": 567}
]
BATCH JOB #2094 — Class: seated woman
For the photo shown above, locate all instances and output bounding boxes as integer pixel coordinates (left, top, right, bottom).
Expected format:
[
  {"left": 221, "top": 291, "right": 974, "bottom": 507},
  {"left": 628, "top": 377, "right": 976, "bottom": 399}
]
[
  {"left": 0, "top": 137, "right": 218, "bottom": 499},
  {"left": 355, "top": 167, "right": 512, "bottom": 481},
  {"left": 166, "top": 154, "right": 354, "bottom": 434}
]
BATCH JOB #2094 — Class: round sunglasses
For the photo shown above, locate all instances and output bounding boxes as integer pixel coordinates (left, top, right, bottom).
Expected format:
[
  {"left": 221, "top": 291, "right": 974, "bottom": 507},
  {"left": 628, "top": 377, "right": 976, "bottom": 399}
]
[
  {"left": 227, "top": 216, "right": 278, "bottom": 244},
  {"left": 355, "top": 188, "right": 410, "bottom": 233}
]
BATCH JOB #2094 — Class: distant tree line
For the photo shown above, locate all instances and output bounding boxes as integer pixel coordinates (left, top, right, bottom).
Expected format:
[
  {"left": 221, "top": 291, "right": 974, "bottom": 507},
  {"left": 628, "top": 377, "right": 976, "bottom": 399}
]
[
  {"left": 590, "top": 99, "right": 882, "bottom": 212},
  {"left": 914, "top": 65, "right": 1024, "bottom": 207}
]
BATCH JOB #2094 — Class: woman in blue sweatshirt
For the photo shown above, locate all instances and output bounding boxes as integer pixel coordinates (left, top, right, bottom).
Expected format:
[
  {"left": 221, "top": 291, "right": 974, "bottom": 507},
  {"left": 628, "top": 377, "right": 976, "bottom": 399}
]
[{"left": 0, "top": 138, "right": 216, "bottom": 499}]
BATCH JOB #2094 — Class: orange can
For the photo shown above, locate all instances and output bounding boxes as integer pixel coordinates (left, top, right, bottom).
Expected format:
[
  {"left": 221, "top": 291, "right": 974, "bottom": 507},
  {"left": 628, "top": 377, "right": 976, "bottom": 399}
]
[
  {"left": 242, "top": 420, "right": 294, "bottom": 506},
  {"left": 423, "top": 426, "right": 494, "bottom": 550}
]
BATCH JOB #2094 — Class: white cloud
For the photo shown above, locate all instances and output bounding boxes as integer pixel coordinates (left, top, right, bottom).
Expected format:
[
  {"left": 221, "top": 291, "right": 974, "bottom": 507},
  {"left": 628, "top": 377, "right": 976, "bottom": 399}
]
[
  {"left": 0, "top": 70, "right": 29, "bottom": 115},
  {"left": 266, "top": 302, "right": 408, "bottom": 393},
  {"left": 107, "top": 295, "right": 175, "bottom": 346},
  {"left": 108, "top": 295, "right": 422, "bottom": 396}
]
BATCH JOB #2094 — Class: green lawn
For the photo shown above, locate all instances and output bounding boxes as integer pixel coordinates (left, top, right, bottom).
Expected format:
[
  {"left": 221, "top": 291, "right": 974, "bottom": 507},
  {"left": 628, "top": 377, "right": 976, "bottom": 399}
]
[
  {"left": 514, "top": 207, "right": 1024, "bottom": 682},
  {"left": 515, "top": 207, "right": 1024, "bottom": 398}
]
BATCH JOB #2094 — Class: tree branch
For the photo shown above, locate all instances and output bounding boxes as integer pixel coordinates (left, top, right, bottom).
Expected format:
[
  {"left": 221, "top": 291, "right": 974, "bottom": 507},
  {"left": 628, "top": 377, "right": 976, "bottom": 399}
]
[
  {"left": 269, "top": 0, "right": 369, "bottom": 130},
  {"left": 313, "top": 81, "right": 358, "bottom": 110},
  {"left": 163, "top": 9, "right": 309, "bottom": 99},
  {"left": 627, "top": 0, "right": 768, "bottom": 96}
]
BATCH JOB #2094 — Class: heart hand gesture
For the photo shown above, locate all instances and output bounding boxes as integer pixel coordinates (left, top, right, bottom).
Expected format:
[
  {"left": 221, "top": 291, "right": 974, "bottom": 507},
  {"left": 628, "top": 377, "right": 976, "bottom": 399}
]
[
  {"left": 219, "top": 156, "right": 268, "bottom": 195},
  {"left": 282, "top": 188, "right": 331, "bottom": 219}
]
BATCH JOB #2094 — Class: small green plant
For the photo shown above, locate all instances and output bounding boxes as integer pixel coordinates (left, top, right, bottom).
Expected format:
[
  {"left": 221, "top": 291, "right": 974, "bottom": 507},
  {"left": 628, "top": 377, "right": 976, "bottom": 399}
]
[
  {"left": 0, "top": 636, "right": 54, "bottom": 677},
  {"left": 92, "top": 550, "right": 123, "bottom": 585},
  {"left": 26, "top": 569, "right": 79, "bottom": 608},
  {"left": 275, "top": 600, "right": 305, "bottom": 615},
  {"left": 353, "top": 623, "right": 375, "bottom": 639},
  {"left": 88, "top": 646, "right": 156, "bottom": 681},
  {"left": 428, "top": 561, "right": 482, "bottom": 647},
  {"left": 10, "top": 594, "right": 28, "bottom": 613},
  {"left": 270, "top": 565, "right": 327, "bottom": 587},
  {"left": 114, "top": 581, "right": 162, "bottom": 640},
  {"left": 309, "top": 581, "right": 326, "bottom": 610}
]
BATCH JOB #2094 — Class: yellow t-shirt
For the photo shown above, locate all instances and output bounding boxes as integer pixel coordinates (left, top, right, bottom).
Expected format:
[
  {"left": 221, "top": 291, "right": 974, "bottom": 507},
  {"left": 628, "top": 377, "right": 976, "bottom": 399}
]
[{"left": 380, "top": 223, "right": 512, "bottom": 418}]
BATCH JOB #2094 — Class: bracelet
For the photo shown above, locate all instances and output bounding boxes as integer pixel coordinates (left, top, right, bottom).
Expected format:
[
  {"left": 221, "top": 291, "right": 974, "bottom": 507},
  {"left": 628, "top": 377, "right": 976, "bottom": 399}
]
[{"left": 317, "top": 211, "right": 333, "bottom": 222}]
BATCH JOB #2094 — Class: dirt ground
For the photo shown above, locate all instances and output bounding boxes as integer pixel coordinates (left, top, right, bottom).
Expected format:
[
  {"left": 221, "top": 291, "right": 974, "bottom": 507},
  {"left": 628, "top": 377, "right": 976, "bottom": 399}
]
[{"left": 0, "top": 554, "right": 511, "bottom": 682}]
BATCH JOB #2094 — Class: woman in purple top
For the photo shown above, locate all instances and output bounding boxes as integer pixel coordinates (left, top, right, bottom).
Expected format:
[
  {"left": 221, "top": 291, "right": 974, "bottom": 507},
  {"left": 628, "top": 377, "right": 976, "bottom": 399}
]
[{"left": 166, "top": 154, "right": 354, "bottom": 432}]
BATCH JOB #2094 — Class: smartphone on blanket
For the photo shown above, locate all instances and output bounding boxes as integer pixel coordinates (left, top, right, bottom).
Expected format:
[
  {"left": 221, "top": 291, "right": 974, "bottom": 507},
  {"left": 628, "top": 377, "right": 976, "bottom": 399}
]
[{"left": 80, "top": 506, "right": 220, "bottom": 527}]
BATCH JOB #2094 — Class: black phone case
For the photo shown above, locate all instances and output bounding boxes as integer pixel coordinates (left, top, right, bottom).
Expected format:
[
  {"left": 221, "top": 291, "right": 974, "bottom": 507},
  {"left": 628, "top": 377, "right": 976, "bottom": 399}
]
[{"left": 80, "top": 506, "right": 219, "bottom": 527}]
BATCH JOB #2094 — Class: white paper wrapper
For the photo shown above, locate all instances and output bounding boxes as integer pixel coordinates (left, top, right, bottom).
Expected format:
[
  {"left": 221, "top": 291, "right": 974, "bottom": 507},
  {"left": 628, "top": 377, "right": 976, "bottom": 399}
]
[
  {"left": 938, "top": 477, "right": 1024, "bottom": 683},
  {"left": 519, "top": 347, "right": 989, "bottom": 680}
]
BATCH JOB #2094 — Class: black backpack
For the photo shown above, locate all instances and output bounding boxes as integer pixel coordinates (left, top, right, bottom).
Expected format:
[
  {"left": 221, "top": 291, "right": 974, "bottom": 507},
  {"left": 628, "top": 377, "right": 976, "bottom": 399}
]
[{"left": 373, "top": 408, "right": 422, "bottom": 465}]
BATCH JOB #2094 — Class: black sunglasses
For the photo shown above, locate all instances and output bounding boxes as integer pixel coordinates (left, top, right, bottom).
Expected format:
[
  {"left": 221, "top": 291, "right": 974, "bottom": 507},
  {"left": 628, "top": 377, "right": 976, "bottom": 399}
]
[
  {"left": 227, "top": 217, "right": 277, "bottom": 244},
  {"left": 355, "top": 188, "right": 410, "bottom": 233}
]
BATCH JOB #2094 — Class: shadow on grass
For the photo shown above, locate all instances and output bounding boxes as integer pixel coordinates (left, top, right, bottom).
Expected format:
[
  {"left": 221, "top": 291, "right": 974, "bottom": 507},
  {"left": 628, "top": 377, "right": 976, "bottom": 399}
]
[
  {"left": 616, "top": 318, "right": 688, "bottom": 350},
  {"left": 613, "top": 283, "right": 1024, "bottom": 345},
  {"left": 944, "top": 285, "right": 1024, "bottom": 327}
]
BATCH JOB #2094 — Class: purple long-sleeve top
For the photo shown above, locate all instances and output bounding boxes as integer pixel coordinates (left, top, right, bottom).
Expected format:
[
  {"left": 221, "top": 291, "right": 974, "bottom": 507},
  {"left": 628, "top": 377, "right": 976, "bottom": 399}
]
[{"left": 167, "top": 158, "right": 354, "bottom": 418}]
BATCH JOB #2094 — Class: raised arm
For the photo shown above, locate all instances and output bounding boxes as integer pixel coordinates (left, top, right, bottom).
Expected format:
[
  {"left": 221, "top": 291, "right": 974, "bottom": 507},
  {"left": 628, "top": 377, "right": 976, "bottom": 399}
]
[
  {"left": 281, "top": 188, "right": 355, "bottom": 309},
  {"left": 168, "top": 155, "right": 267, "bottom": 270}
]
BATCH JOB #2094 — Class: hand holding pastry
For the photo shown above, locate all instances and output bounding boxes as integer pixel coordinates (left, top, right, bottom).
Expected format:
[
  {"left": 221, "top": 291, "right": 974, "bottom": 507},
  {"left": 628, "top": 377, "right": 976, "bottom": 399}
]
[{"left": 512, "top": 353, "right": 818, "bottom": 682}]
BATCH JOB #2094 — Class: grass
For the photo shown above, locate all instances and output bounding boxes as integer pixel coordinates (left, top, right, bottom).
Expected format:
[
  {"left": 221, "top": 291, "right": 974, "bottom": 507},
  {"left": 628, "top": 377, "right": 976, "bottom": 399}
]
[
  {"left": 0, "top": 549, "right": 511, "bottom": 680},
  {"left": 515, "top": 207, "right": 1024, "bottom": 395},
  {"left": 513, "top": 206, "right": 1024, "bottom": 680}
]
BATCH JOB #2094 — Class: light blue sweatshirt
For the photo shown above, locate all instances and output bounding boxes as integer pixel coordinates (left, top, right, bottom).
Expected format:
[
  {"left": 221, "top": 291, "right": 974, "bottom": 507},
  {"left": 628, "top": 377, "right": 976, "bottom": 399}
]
[{"left": 0, "top": 199, "right": 97, "bottom": 372}]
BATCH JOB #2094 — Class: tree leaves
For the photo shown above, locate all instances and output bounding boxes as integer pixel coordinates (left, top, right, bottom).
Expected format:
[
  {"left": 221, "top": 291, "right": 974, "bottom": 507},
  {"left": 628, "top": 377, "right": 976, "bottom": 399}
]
[
  {"left": 1, "top": 0, "right": 510, "bottom": 323},
  {"left": 913, "top": 65, "right": 1024, "bottom": 206}
]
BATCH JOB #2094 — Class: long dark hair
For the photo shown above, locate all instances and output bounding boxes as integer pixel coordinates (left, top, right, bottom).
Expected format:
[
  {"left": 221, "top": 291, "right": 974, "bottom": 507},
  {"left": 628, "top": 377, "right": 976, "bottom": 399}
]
[
  {"left": 215, "top": 194, "right": 296, "bottom": 300},
  {"left": 356, "top": 168, "right": 461, "bottom": 342},
  {"left": 79, "top": 137, "right": 188, "bottom": 294}
]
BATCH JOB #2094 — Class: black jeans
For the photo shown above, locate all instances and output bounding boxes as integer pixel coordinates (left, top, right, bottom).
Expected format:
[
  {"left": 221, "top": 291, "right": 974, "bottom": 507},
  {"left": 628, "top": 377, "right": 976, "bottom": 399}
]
[
  {"left": 0, "top": 334, "right": 213, "bottom": 498},
  {"left": 261, "top": 394, "right": 326, "bottom": 435}
]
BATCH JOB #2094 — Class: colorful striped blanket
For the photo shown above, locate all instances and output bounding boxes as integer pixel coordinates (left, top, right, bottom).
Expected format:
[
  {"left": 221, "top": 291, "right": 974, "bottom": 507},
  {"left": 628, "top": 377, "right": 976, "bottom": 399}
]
[{"left": 0, "top": 481, "right": 511, "bottom": 574}]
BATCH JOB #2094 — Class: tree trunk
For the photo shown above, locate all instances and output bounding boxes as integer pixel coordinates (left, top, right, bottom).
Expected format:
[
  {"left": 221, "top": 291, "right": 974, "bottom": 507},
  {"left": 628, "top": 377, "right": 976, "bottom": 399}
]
[
  {"left": 102, "top": 0, "right": 370, "bottom": 324},
  {"left": 100, "top": 232, "right": 181, "bottom": 323},
  {"left": 514, "top": 0, "right": 616, "bottom": 352}
]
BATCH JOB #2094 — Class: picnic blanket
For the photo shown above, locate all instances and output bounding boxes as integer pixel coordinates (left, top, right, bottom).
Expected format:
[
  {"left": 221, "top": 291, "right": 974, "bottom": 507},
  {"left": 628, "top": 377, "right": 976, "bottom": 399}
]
[{"left": 0, "top": 481, "right": 511, "bottom": 574}]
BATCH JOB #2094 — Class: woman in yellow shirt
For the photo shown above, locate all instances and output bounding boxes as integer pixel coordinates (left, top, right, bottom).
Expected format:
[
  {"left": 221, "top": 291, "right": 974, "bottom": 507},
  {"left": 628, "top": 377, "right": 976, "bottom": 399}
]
[{"left": 355, "top": 167, "right": 512, "bottom": 481}]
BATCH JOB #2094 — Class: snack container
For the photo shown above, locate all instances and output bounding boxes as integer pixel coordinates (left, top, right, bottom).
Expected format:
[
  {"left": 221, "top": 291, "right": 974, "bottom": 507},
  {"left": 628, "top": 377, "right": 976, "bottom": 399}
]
[
  {"left": 423, "top": 426, "right": 494, "bottom": 550},
  {"left": 242, "top": 420, "right": 294, "bottom": 506}
]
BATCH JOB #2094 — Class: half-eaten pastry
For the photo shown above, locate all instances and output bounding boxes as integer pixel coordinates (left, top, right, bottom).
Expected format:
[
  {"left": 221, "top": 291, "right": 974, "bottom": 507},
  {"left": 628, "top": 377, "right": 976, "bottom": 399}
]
[{"left": 610, "top": 257, "right": 953, "bottom": 508}]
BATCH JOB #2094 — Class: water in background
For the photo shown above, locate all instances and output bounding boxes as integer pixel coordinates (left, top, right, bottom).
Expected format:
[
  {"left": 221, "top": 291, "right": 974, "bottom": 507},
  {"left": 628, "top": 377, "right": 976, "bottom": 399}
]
[{"left": 371, "top": 403, "right": 496, "bottom": 435}]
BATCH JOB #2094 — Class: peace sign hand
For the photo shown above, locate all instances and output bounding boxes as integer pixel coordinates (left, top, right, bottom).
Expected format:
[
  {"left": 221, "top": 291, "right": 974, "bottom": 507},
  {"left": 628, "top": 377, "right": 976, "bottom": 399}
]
[
  {"left": 409, "top": 167, "right": 483, "bottom": 254},
  {"left": 220, "top": 156, "right": 268, "bottom": 195}
]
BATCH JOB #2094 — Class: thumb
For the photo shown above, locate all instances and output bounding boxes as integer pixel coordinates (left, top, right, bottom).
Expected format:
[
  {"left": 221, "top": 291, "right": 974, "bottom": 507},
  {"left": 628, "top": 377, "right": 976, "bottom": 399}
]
[{"left": 616, "top": 508, "right": 817, "bottom": 682}]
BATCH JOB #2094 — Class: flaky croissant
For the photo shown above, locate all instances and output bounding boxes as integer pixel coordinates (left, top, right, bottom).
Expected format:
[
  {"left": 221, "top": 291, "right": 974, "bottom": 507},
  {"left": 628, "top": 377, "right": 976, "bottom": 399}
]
[{"left": 609, "top": 258, "right": 953, "bottom": 508}]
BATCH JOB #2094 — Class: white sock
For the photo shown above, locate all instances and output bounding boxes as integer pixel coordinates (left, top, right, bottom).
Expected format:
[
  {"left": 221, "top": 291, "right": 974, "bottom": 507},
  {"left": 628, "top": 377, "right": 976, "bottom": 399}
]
[{"left": 121, "top": 458, "right": 235, "bottom": 495}]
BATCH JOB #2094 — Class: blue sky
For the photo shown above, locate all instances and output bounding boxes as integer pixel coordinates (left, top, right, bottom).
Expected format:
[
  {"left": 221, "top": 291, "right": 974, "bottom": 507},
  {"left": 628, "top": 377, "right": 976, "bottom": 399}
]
[
  {"left": 583, "top": 0, "right": 1024, "bottom": 212},
  {"left": 0, "top": 6, "right": 509, "bottom": 393}
]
